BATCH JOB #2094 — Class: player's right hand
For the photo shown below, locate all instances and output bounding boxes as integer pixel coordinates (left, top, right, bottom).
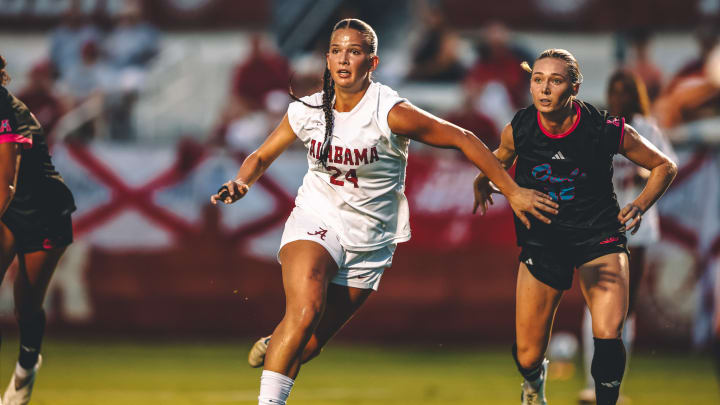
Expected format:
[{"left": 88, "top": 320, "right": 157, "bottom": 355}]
[
  {"left": 506, "top": 187, "right": 559, "bottom": 229},
  {"left": 211, "top": 180, "right": 249, "bottom": 205}
]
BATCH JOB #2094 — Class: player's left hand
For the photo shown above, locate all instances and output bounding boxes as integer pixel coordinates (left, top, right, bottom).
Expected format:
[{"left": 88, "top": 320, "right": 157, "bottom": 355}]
[{"left": 618, "top": 203, "right": 643, "bottom": 234}]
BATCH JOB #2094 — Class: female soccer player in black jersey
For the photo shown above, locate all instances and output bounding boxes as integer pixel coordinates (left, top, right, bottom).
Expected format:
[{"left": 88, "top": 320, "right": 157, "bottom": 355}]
[
  {"left": 472, "top": 49, "right": 677, "bottom": 405},
  {"left": 0, "top": 55, "right": 75, "bottom": 405}
]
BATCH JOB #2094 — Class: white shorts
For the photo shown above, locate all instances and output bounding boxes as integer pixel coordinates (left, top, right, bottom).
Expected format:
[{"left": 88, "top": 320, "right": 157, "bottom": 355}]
[{"left": 278, "top": 206, "right": 396, "bottom": 291}]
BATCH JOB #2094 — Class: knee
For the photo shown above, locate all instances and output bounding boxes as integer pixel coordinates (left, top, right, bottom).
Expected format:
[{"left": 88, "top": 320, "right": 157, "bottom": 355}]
[
  {"left": 515, "top": 342, "right": 544, "bottom": 370},
  {"left": 593, "top": 322, "right": 623, "bottom": 339},
  {"left": 284, "top": 300, "right": 324, "bottom": 331}
]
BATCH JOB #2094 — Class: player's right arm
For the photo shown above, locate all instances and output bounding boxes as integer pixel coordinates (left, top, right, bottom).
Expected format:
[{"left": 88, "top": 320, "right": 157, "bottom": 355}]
[
  {"left": 211, "top": 113, "right": 296, "bottom": 205},
  {"left": 472, "top": 123, "right": 517, "bottom": 215}
]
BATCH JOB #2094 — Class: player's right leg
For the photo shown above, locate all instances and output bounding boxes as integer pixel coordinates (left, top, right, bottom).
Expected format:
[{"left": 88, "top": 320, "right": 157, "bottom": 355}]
[
  {"left": 514, "top": 261, "right": 564, "bottom": 405},
  {"left": 249, "top": 283, "right": 372, "bottom": 367},
  {"left": 257, "top": 240, "right": 337, "bottom": 405}
]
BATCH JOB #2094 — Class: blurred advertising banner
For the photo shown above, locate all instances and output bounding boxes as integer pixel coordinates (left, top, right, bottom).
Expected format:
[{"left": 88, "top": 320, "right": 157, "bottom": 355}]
[
  {"left": 0, "top": 0, "right": 268, "bottom": 30},
  {"left": 0, "top": 140, "right": 716, "bottom": 346}
]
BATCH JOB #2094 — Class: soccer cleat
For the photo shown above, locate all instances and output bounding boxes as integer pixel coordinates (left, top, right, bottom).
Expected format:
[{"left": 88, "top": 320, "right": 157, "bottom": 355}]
[
  {"left": 577, "top": 387, "right": 595, "bottom": 404},
  {"left": 248, "top": 336, "right": 271, "bottom": 368},
  {"left": 577, "top": 388, "right": 631, "bottom": 405},
  {"left": 3, "top": 355, "right": 42, "bottom": 405},
  {"left": 521, "top": 359, "right": 548, "bottom": 405}
]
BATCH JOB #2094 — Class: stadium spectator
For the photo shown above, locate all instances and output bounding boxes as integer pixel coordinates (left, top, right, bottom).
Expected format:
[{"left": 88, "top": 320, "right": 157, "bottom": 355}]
[
  {"left": 653, "top": 43, "right": 720, "bottom": 130},
  {"left": 625, "top": 29, "right": 663, "bottom": 101},
  {"left": 465, "top": 22, "right": 533, "bottom": 109},
  {"left": 104, "top": 1, "right": 159, "bottom": 71},
  {"left": 405, "top": 3, "right": 466, "bottom": 82},
  {"left": 101, "top": 1, "right": 160, "bottom": 141},
  {"left": 49, "top": 4, "right": 102, "bottom": 79},
  {"left": 212, "top": 34, "right": 292, "bottom": 145},
  {"left": 57, "top": 40, "right": 110, "bottom": 142},
  {"left": 230, "top": 33, "right": 292, "bottom": 115},
  {"left": 16, "top": 61, "right": 68, "bottom": 144},
  {"left": 472, "top": 49, "right": 677, "bottom": 405},
  {"left": 60, "top": 40, "right": 110, "bottom": 104},
  {"left": 443, "top": 91, "right": 499, "bottom": 150},
  {"left": 664, "top": 23, "right": 718, "bottom": 95},
  {"left": 212, "top": 18, "right": 556, "bottom": 405}
]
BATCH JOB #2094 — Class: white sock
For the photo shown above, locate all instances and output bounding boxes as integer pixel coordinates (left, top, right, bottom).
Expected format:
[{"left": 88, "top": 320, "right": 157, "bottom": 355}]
[
  {"left": 258, "top": 370, "right": 294, "bottom": 405},
  {"left": 582, "top": 306, "right": 594, "bottom": 389},
  {"left": 15, "top": 361, "right": 34, "bottom": 379}
]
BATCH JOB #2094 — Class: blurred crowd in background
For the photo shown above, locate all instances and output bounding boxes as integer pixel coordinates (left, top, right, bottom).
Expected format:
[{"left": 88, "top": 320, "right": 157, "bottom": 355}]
[{"left": 4, "top": 0, "right": 718, "bottom": 149}]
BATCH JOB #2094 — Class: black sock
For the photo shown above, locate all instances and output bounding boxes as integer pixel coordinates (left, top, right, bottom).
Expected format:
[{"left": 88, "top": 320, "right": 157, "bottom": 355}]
[
  {"left": 591, "top": 338, "right": 626, "bottom": 405},
  {"left": 512, "top": 343, "right": 544, "bottom": 382},
  {"left": 18, "top": 310, "right": 45, "bottom": 369}
]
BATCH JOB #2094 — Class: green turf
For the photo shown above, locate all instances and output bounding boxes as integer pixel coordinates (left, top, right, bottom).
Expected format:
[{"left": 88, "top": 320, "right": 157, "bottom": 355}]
[{"left": 0, "top": 338, "right": 717, "bottom": 404}]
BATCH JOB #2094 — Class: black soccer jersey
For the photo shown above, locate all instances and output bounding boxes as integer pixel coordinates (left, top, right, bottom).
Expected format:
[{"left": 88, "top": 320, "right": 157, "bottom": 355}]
[
  {"left": 0, "top": 86, "right": 75, "bottom": 216},
  {"left": 511, "top": 100, "right": 624, "bottom": 247}
]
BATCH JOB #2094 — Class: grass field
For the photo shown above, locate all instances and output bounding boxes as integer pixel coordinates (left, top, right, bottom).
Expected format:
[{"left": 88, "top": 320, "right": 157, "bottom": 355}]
[{"left": 0, "top": 337, "right": 717, "bottom": 404}]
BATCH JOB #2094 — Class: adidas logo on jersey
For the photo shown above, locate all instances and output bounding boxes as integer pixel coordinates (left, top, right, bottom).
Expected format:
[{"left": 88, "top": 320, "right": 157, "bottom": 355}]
[
  {"left": 524, "top": 258, "right": 534, "bottom": 266},
  {"left": 551, "top": 151, "right": 567, "bottom": 160}
]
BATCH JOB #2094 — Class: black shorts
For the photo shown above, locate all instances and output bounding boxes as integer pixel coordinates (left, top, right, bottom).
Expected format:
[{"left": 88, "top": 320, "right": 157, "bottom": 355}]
[
  {"left": 518, "top": 231, "right": 629, "bottom": 291},
  {"left": 1, "top": 181, "right": 75, "bottom": 253}
]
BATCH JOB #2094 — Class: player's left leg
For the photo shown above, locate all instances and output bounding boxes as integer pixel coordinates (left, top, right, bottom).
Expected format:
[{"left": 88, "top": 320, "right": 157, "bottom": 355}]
[
  {"left": 297, "top": 282, "right": 372, "bottom": 361},
  {"left": 579, "top": 247, "right": 643, "bottom": 404},
  {"left": 578, "top": 252, "right": 630, "bottom": 405},
  {"left": 3, "top": 247, "right": 66, "bottom": 405}
]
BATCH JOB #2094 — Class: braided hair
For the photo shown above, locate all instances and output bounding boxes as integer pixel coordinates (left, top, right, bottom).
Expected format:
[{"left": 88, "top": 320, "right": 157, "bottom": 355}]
[
  {"left": 289, "top": 18, "right": 378, "bottom": 167},
  {"left": 0, "top": 55, "right": 10, "bottom": 86}
]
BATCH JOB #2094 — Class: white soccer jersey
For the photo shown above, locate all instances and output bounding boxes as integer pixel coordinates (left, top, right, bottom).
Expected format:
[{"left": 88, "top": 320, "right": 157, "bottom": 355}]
[
  {"left": 286, "top": 81, "right": 411, "bottom": 251},
  {"left": 612, "top": 114, "right": 677, "bottom": 246}
]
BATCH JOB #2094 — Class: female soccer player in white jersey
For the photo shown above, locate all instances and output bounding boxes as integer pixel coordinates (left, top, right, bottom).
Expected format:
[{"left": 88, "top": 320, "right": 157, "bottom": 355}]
[
  {"left": 472, "top": 49, "right": 677, "bottom": 405},
  {"left": 211, "top": 18, "right": 559, "bottom": 405}
]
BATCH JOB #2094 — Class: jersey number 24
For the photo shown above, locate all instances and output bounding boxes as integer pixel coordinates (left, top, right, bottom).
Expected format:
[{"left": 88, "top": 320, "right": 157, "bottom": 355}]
[{"left": 328, "top": 166, "right": 359, "bottom": 188}]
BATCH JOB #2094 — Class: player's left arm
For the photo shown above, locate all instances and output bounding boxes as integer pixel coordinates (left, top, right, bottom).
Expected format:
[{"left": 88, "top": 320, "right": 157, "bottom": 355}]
[
  {"left": 389, "top": 102, "right": 558, "bottom": 228},
  {"left": 0, "top": 142, "right": 21, "bottom": 217},
  {"left": 618, "top": 123, "right": 678, "bottom": 233}
]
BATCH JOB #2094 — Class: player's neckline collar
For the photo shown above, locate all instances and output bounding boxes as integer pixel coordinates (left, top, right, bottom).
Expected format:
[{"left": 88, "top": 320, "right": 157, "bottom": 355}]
[
  {"left": 334, "top": 82, "right": 374, "bottom": 116},
  {"left": 537, "top": 101, "right": 581, "bottom": 139}
]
